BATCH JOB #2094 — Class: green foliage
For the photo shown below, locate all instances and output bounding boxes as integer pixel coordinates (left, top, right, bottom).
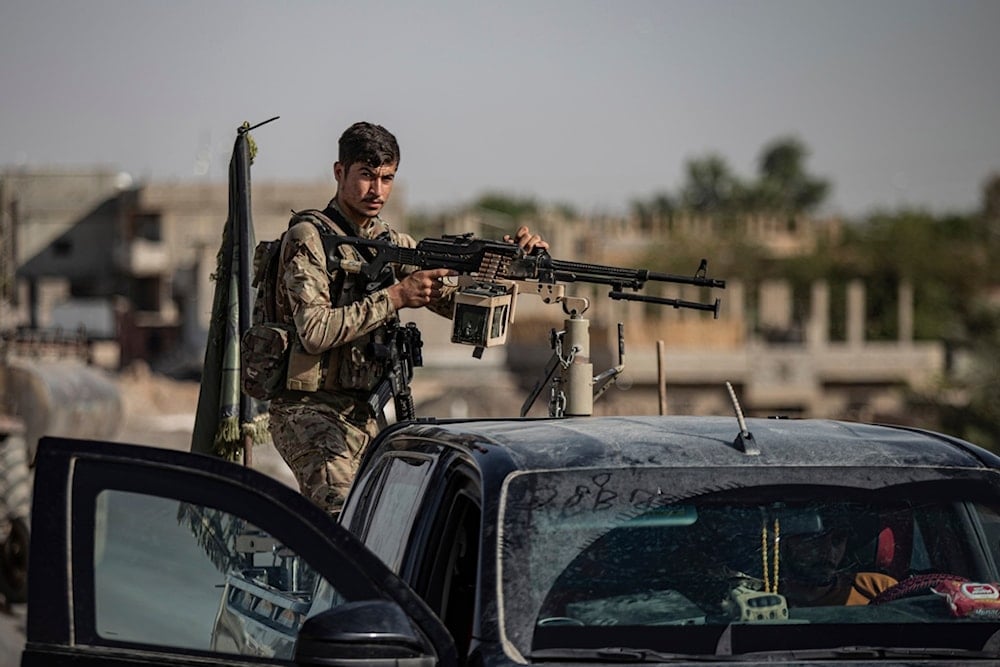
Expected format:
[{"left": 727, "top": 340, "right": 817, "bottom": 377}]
[
  {"left": 473, "top": 192, "right": 540, "bottom": 220},
  {"left": 935, "top": 305, "right": 1000, "bottom": 451},
  {"left": 754, "top": 137, "right": 830, "bottom": 214},
  {"left": 404, "top": 209, "right": 449, "bottom": 239},
  {"left": 552, "top": 201, "right": 580, "bottom": 220},
  {"left": 630, "top": 194, "right": 675, "bottom": 228},
  {"left": 845, "top": 209, "right": 990, "bottom": 339},
  {"left": 633, "top": 135, "right": 831, "bottom": 219},
  {"left": 680, "top": 155, "right": 742, "bottom": 214}
]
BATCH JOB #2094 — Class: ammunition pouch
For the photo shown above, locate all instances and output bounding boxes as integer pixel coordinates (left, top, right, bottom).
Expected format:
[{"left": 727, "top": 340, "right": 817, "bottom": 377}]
[
  {"left": 286, "top": 340, "right": 324, "bottom": 392},
  {"left": 240, "top": 321, "right": 332, "bottom": 399},
  {"left": 331, "top": 336, "right": 387, "bottom": 392},
  {"left": 240, "top": 323, "right": 293, "bottom": 401},
  {"left": 242, "top": 324, "right": 394, "bottom": 401}
]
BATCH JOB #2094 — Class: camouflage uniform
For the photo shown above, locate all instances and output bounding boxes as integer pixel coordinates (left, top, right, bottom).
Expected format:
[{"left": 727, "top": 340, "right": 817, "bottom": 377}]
[
  {"left": 268, "top": 392, "right": 377, "bottom": 515},
  {"left": 268, "top": 200, "right": 448, "bottom": 515}
]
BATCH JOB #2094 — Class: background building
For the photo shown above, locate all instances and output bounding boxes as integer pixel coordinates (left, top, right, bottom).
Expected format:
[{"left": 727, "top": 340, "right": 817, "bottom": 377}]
[{"left": 1, "top": 168, "right": 946, "bottom": 424}]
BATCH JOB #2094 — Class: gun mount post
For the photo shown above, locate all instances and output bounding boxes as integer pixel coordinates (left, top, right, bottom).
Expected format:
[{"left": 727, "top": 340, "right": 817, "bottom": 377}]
[
  {"left": 562, "top": 314, "right": 593, "bottom": 417},
  {"left": 539, "top": 312, "right": 627, "bottom": 418}
]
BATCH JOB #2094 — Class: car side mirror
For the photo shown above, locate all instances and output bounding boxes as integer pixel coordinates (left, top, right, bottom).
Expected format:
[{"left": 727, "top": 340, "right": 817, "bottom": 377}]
[{"left": 294, "top": 599, "right": 436, "bottom": 666}]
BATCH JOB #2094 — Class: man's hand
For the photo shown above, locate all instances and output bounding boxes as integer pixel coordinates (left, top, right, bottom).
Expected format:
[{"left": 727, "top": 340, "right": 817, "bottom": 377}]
[
  {"left": 388, "top": 268, "right": 456, "bottom": 310},
  {"left": 504, "top": 225, "right": 549, "bottom": 253}
]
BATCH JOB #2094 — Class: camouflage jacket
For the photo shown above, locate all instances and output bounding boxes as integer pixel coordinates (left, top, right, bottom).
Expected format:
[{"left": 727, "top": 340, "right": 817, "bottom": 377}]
[{"left": 274, "top": 199, "right": 450, "bottom": 398}]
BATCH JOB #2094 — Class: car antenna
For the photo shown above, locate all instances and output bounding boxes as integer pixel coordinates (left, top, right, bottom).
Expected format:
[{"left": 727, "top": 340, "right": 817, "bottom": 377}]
[{"left": 726, "top": 381, "right": 760, "bottom": 455}]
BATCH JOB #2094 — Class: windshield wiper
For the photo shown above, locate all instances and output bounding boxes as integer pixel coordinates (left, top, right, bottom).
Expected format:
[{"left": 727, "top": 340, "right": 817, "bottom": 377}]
[
  {"left": 531, "top": 645, "right": 998, "bottom": 662},
  {"left": 530, "top": 647, "right": 739, "bottom": 663},
  {"left": 739, "top": 646, "right": 997, "bottom": 660}
]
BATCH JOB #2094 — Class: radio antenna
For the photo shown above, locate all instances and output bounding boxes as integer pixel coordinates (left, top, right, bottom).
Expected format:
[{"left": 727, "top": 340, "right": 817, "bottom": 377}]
[{"left": 726, "top": 381, "right": 759, "bottom": 455}]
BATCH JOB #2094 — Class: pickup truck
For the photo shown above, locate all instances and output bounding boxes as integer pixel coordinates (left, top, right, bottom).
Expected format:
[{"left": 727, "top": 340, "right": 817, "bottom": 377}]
[{"left": 19, "top": 415, "right": 1000, "bottom": 666}]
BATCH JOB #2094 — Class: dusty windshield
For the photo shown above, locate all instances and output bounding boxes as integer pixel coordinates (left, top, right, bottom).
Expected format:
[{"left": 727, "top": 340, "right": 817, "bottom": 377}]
[{"left": 498, "top": 467, "right": 1000, "bottom": 659}]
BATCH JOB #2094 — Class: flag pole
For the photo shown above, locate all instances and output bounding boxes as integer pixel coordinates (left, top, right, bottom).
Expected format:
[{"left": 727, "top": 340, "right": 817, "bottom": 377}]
[
  {"left": 235, "top": 117, "right": 279, "bottom": 466},
  {"left": 234, "top": 126, "right": 254, "bottom": 467},
  {"left": 190, "top": 116, "right": 279, "bottom": 464}
]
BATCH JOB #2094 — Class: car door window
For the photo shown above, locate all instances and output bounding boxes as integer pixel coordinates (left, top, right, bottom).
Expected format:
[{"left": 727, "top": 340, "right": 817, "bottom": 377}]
[
  {"left": 362, "top": 454, "right": 434, "bottom": 572},
  {"left": 424, "top": 488, "right": 480, "bottom": 660},
  {"left": 45, "top": 447, "right": 459, "bottom": 666},
  {"left": 92, "top": 489, "right": 332, "bottom": 658},
  {"left": 975, "top": 503, "right": 1000, "bottom": 570}
]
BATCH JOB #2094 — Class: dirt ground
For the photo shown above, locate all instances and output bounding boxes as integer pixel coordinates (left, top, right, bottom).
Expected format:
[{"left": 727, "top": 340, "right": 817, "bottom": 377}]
[
  {"left": 109, "top": 361, "right": 534, "bottom": 489},
  {"left": 0, "top": 364, "right": 299, "bottom": 665},
  {"left": 113, "top": 362, "right": 297, "bottom": 488}
]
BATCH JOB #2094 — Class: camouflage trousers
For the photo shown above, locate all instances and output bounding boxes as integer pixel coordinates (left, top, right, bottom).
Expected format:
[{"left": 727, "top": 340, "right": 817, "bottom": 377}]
[{"left": 268, "top": 392, "right": 379, "bottom": 516}]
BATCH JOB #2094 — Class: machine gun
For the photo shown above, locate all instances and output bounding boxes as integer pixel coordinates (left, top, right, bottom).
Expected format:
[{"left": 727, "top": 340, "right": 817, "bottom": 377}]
[
  {"left": 367, "top": 321, "right": 424, "bottom": 429},
  {"left": 332, "top": 232, "right": 727, "bottom": 418},
  {"left": 334, "top": 233, "right": 724, "bottom": 299},
  {"left": 332, "top": 233, "right": 724, "bottom": 344}
]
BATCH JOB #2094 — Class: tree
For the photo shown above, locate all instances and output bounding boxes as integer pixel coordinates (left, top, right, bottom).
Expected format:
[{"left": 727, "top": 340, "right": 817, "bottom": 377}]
[
  {"left": 983, "top": 173, "right": 1000, "bottom": 231},
  {"left": 630, "top": 193, "right": 675, "bottom": 228},
  {"left": 473, "top": 192, "right": 539, "bottom": 220},
  {"left": 629, "top": 137, "right": 831, "bottom": 220},
  {"left": 982, "top": 173, "right": 1000, "bottom": 277},
  {"left": 935, "top": 305, "right": 1000, "bottom": 451},
  {"left": 679, "top": 155, "right": 742, "bottom": 214},
  {"left": 752, "top": 137, "right": 830, "bottom": 214}
]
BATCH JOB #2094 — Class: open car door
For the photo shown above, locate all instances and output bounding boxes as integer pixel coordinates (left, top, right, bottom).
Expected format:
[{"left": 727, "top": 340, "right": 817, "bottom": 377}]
[{"left": 21, "top": 436, "right": 458, "bottom": 667}]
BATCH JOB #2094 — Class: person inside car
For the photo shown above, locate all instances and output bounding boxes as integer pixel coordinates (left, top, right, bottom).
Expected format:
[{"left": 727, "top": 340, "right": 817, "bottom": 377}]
[{"left": 777, "top": 508, "right": 897, "bottom": 606}]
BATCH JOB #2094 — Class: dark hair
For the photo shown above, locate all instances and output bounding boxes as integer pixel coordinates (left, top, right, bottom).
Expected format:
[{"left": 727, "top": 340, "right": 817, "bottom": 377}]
[{"left": 338, "top": 122, "right": 400, "bottom": 170}]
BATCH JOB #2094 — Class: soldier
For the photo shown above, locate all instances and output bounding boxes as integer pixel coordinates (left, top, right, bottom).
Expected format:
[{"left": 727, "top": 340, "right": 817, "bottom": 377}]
[{"left": 269, "top": 121, "right": 545, "bottom": 515}]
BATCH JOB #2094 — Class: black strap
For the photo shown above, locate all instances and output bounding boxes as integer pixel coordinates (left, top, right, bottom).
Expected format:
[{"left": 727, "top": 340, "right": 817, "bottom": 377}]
[
  {"left": 321, "top": 205, "right": 356, "bottom": 236},
  {"left": 289, "top": 206, "right": 394, "bottom": 291},
  {"left": 321, "top": 205, "right": 385, "bottom": 263},
  {"left": 288, "top": 207, "right": 358, "bottom": 265}
]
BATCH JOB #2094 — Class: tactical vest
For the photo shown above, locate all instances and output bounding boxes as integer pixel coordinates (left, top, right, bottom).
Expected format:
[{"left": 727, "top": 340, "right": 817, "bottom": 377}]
[{"left": 277, "top": 207, "right": 399, "bottom": 396}]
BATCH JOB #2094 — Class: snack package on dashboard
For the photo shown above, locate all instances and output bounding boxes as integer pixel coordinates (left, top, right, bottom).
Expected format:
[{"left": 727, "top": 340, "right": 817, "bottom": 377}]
[{"left": 933, "top": 580, "right": 1000, "bottom": 619}]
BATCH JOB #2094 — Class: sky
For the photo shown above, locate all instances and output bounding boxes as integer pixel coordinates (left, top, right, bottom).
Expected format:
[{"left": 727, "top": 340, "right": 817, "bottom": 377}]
[{"left": 2, "top": 0, "right": 998, "bottom": 219}]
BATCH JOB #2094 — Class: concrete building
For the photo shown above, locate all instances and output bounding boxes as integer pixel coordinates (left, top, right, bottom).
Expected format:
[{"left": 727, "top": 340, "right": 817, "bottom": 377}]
[
  {"left": 1, "top": 168, "right": 401, "bottom": 372},
  {"left": 1, "top": 168, "right": 946, "bottom": 424}
]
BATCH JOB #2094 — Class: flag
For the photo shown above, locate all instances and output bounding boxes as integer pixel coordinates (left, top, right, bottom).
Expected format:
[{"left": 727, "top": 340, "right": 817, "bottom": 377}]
[{"left": 191, "top": 119, "right": 277, "bottom": 462}]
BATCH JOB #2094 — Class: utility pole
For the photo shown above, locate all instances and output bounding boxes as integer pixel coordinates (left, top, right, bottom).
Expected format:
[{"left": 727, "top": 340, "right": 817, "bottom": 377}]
[{"left": 0, "top": 188, "right": 18, "bottom": 332}]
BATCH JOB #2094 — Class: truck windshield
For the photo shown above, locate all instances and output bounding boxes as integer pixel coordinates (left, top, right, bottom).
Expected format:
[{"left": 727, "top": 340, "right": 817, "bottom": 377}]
[{"left": 497, "top": 466, "right": 1000, "bottom": 660}]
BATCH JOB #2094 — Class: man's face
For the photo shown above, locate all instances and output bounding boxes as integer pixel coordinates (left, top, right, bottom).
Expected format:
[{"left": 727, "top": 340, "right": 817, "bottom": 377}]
[
  {"left": 334, "top": 161, "right": 397, "bottom": 223},
  {"left": 782, "top": 529, "right": 849, "bottom": 584}
]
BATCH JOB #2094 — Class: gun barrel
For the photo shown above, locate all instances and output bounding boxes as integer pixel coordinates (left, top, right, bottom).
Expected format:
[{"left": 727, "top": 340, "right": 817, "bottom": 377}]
[
  {"left": 647, "top": 269, "right": 727, "bottom": 289},
  {"left": 547, "top": 257, "right": 725, "bottom": 289},
  {"left": 546, "top": 258, "right": 644, "bottom": 287}
]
